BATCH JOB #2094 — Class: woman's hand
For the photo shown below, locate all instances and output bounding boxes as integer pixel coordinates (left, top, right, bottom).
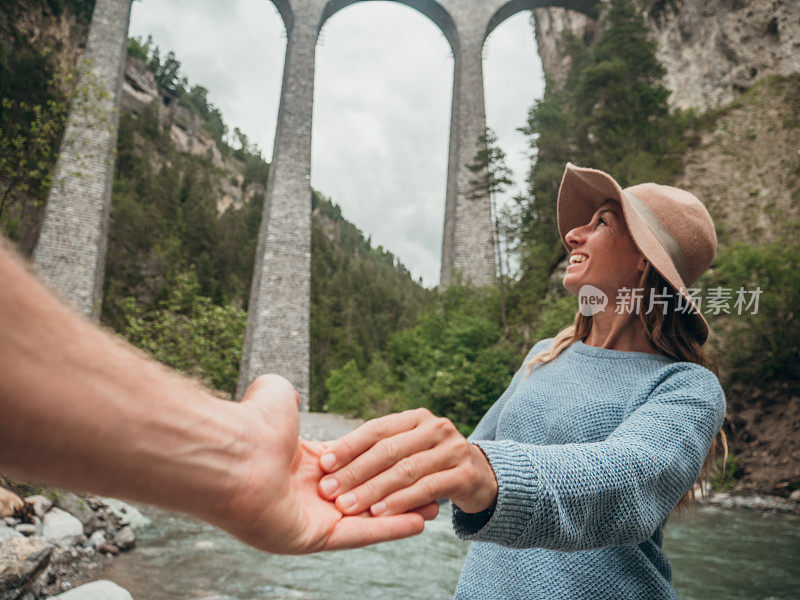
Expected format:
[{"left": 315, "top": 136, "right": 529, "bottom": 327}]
[{"left": 317, "top": 408, "right": 498, "bottom": 517}]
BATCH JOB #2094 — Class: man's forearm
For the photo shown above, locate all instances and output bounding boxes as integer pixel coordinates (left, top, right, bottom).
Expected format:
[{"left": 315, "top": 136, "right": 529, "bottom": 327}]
[{"left": 0, "top": 244, "right": 245, "bottom": 521}]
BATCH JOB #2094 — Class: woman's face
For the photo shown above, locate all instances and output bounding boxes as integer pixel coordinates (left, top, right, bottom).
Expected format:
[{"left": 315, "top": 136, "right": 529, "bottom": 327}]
[{"left": 562, "top": 199, "right": 646, "bottom": 301}]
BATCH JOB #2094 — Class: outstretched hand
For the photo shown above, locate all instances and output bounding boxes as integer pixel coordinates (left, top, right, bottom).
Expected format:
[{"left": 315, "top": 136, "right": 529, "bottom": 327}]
[
  {"left": 212, "top": 376, "right": 438, "bottom": 554},
  {"left": 315, "top": 408, "right": 498, "bottom": 518}
]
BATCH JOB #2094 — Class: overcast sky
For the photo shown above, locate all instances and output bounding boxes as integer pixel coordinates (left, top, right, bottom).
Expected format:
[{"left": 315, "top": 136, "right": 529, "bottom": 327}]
[{"left": 129, "top": 0, "right": 544, "bottom": 287}]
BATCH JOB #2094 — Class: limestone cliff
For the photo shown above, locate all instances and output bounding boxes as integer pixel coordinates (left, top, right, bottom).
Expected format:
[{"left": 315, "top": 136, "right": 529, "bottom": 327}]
[
  {"left": 533, "top": 0, "right": 800, "bottom": 111},
  {"left": 120, "top": 57, "right": 265, "bottom": 215}
]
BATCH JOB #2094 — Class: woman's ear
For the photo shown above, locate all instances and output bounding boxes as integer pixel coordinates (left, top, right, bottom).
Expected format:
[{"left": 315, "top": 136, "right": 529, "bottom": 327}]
[{"left": 638, "top": 257, "right": 648, "bottom": 272}]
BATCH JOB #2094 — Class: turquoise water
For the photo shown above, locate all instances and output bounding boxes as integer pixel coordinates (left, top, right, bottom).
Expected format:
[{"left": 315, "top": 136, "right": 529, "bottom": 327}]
[{"left": 89, "top": 504, "right": 799, "bottom": 599}]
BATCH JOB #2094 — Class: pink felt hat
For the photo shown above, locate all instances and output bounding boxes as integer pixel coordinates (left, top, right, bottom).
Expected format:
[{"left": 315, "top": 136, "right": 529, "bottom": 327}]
[{"left": 556, "top": 162, "right": 718, "bottom": 344}]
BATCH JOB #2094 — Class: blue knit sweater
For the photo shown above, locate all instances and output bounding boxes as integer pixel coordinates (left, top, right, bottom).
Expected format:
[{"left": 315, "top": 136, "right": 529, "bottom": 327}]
[{"left": 451, "top": 337, "right": 726, "bottom": 599}]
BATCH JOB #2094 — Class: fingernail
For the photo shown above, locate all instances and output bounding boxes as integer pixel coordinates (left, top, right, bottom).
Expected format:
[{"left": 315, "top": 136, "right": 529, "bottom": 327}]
[
  {"left": 319, "top": 477, "right": 338, "bottom": 496},
  {"left": 370, "top": 502, "right": 386, "bottom": 516},
  {"left": 320, "top": 453, "right": 337, "bottom": 471},
  {"left": 338, "top": 492, "right": 356, "bottom": 509}
]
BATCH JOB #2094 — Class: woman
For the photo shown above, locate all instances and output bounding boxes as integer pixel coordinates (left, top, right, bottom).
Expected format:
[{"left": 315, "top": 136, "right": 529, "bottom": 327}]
[{"left": 317, "top": 162, "right": 728, "bottom": 599}]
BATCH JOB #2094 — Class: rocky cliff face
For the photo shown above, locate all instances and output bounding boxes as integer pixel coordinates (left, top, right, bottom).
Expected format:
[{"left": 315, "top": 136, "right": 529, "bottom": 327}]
[
  {"left": 534, "top": 0, "right": 800, "bottom": 111},
  {"left": 120, "top": 57, "right": 265, "bottom": 215}
]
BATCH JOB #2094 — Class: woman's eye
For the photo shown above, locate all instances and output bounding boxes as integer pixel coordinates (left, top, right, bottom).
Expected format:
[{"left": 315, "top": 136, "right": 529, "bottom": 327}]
[{"left": 594, "top": 218, "right": 606, "bottom": 228}]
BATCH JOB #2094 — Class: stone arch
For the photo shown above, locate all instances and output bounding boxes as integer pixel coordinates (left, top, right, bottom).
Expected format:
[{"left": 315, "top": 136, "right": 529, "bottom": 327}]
[
  {"left": 318, "top": 0, "right": 458, "bottom": 53},
  {"left": 484, "top": 0, "right": 598, "bottom": 40},
  {"left": 270, "top": 0, "right": 294, "bottom": 31}
]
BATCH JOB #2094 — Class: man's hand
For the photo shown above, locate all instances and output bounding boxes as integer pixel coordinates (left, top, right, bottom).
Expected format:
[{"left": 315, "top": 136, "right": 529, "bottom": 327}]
[
  {"left": 315, "top": 408, "right": 498, "bottom": 518},
  {"left": 211, "top": 376, "right": 438, "bottom": 554}
]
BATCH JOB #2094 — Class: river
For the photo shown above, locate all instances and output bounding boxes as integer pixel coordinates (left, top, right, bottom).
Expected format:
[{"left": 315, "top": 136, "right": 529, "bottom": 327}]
[{"left": 84, "top": 503, "right": 799, "bottom": 600}]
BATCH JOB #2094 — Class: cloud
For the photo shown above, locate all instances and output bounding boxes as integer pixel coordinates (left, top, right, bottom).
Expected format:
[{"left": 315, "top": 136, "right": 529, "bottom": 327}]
[{"left": 129, "top": 0, "right": 544, "bottom": 287}]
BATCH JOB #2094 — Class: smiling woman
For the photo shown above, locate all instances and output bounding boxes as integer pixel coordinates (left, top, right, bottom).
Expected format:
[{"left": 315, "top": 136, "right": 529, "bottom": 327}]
[{"left": 318, "top": 161, "right": 729, "bottom": 599}]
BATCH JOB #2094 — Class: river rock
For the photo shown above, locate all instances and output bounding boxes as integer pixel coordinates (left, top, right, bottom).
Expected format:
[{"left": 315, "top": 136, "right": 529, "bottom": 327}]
[
  {"left": 14, "top": 524, "right": 37, "bottom": 536},
  {"left": 41, "top": 508, "right": 84, "bottom": 547},
  {"left": 54, "top": 492, "right": 97, "bottom": 534},
  {"left": 0, "top": 488, "right": 23, "bottom": 518},
  {"left": 99, "top": 498, "right": 151, "bottom": 530},
  {"left": 0, "top": 537, "right": 53, "bottom": 599},
  {"left": 3, "top": 517, "right": 19, "bottom": 527},
  {"left": 87, "top": 531, "right": 106, "bottom": 549},
  {"left": 0, "top": 523, "right": 23, "bottom": 542},
  {"left": 789, "top": 489, "right": 800, "bottom": 502},
  {"left": 112, "top": 526, "right": 135, "bottom": 551},
  {"left": 25, "top": 495, "right": 53, "bottom": 519},
  {"left": 48, "top": 580, "right": 133, "bottom": 600}
]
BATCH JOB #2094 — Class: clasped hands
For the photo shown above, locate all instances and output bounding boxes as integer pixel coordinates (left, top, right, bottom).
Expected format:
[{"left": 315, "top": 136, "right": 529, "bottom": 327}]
[{"left": 225, "top": 375, "right": 497, "bottom": 555}]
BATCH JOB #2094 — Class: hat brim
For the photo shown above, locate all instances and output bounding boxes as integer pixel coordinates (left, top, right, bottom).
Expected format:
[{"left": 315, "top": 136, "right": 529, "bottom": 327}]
[{"left": 556, "top": 163, "right": 710, "bottom": 344}]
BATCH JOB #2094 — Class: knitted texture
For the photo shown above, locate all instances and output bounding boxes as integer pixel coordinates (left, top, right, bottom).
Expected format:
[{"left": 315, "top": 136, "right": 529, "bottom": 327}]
[{"left": 451, "top": 337, "right": 726, "bottom": 599}]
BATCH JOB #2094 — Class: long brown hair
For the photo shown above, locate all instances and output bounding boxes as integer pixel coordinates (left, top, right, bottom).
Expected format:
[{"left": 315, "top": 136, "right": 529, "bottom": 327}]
[{"left": 526, "top": 262, "right": 728, "bottom": 515}]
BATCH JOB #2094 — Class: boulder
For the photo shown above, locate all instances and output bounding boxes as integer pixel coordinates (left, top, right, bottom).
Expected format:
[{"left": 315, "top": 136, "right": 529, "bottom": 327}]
[
  {"left": 112, "top": 526, "right": 135, "bottom": 551},
  {"left": 54, "top": 492, "right": 97, "bottom": 533},
  {"left": 789, "top": 489, "right": 800, "bottom": 502},
  {"left": 40, "top": 508, "right": 84, "bottom": 547},
  {"left": 87, "top": 531, "right": 106, "bottom": 549},
  {"left": 0, "top": 488, "right": 23, "bottom": 518},
  {"left": 48, "top": 580, "right": 133, "bottom": 600},
  {"left": 0, "top": 537, "right": 53, "bottom": 600},
  {"left": 0, "top": 523, "right": 23, "bottom": 542}
]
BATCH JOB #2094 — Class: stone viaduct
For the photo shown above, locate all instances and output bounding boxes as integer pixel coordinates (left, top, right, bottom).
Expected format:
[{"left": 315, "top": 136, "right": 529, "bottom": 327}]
[{"left": 33, "top": 0, "right": 597, "bottom": 407}]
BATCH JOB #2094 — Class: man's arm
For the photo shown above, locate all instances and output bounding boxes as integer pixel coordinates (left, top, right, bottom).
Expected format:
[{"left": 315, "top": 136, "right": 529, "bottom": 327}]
[{"left": 0, "top": 242, "right": 433, "bottom": 553}]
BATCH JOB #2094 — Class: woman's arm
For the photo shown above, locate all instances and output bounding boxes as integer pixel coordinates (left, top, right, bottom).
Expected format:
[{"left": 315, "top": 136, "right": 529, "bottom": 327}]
[
  {"left": 319, "top": 362, "right": 725, "bottom": 552},
  {"left": 454, "top": 363, "right": 725, "bottom": 550}
]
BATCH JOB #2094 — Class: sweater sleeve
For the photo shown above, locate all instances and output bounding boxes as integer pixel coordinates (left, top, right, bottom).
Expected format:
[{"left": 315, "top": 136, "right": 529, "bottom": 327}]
[{"left": 452, "top": 362, "right": 726, "bottom": 551}]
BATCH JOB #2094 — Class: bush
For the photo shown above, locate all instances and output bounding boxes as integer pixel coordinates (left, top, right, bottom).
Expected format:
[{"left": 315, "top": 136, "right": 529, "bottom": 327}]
[
  {"left": 703, "top": 239, "right": 800, "bottom": 384},
  {"left": 119, "top": 270, "right": 246, "bottom": 394}
]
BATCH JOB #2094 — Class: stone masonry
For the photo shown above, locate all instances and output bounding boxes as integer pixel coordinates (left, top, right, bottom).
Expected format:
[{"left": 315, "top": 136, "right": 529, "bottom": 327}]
[
  {"left": 31, "top": 0, "right": 597, "bottom": 406},
  {"left": 238, "top": 0, "right": 598, "bottom": 405},
  {"left": 33, "top": 0, "right": 133, "bottom": 318}
]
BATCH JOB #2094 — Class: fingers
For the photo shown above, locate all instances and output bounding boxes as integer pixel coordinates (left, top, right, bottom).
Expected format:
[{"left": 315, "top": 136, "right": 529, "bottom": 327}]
[
  {"left": 411, "top": 501, "right": 439, "bottom": 521},
  {"left": 318, "top": 425, "right": 436, "bottom": 502},
  {"left": 370, "top": 471, "right": 457, "bottom": 516},
  {"left": 331, "top": 445, "right": 455, "bottom": 515},
  {"left": 319, "top": 408, "right": 434, "bottom": 472},
  {"left": 323, "top": 513, "right": 425, "bottom": 551}
]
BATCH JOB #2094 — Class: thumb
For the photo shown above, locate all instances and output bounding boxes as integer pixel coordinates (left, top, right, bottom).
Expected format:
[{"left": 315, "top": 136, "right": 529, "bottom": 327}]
[{"left": 241, "top": 374, "right": 301, "bottom": 439}]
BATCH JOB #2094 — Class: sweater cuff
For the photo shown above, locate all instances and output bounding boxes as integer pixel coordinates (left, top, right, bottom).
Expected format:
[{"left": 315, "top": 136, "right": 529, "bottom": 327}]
[{"left": 451, "top": 440, "right": 540, "bottom": 545}]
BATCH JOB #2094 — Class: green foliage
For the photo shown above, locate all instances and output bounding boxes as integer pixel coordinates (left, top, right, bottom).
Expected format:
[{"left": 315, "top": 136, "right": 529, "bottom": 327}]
[
  {"left": 532, "top": 294, "right": 577, "bottom": 341},
  {"left": 310, "top": 191, "right": 431, "bottom": 410},
  {"left": 0, "top": 98, "right": 67, "bottom": 233},
  {"left": 702, "top": 239, "right": 800, "bottom": 384},
  {"left": 118, "top": 270, "right": 247, "bottom": 394},
  {"left": 325, "top": 286, "right": 520, "bottom": 433},
  {"left": 0, "top": 10, "right": 75, "bottom": 252},
  {"left": 102, "top": 109, "right": 262, "bottom": 329},
  {"left": 466, "top": 127, "right": 513, "bottom": 201}
]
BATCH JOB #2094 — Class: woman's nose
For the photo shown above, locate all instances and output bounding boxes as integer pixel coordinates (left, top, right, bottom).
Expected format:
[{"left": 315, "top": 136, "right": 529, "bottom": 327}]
[{"left": 565, "top": 226, "right": 586, "bottom": 249}]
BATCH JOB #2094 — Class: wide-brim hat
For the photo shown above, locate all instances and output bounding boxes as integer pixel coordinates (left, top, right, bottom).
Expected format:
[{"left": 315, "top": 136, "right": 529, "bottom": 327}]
[{"left": 556, "top": 162, "right": 717, "bottom": 344}]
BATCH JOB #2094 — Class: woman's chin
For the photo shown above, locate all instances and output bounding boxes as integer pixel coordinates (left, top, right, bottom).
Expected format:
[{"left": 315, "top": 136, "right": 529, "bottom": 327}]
[{"left": 562, "top": 275, "right": 582, "bottom": 295}]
